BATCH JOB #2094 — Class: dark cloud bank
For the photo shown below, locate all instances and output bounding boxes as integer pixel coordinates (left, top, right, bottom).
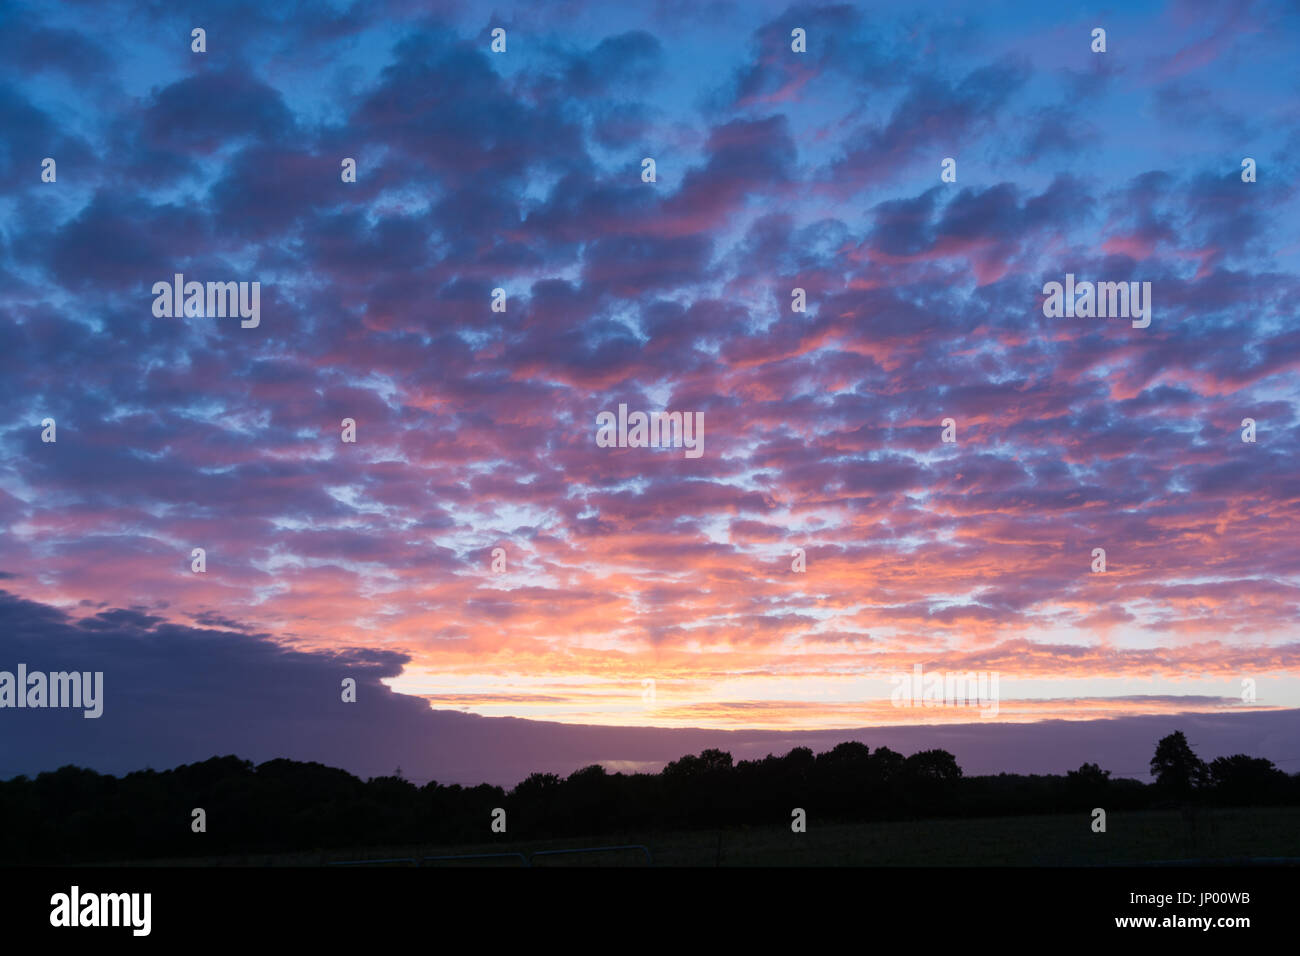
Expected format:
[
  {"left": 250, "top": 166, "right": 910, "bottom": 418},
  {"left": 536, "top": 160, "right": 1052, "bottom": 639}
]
[{"left": 1, "top": 588, "right": 1294, "bottom": 787}]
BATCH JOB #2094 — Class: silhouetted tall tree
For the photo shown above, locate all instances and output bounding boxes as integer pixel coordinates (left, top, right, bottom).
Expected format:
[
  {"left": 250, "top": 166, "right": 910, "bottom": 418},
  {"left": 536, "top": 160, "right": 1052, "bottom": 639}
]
[{"left": 1151, "top": 731, "right": 1207, "bottom": 798}]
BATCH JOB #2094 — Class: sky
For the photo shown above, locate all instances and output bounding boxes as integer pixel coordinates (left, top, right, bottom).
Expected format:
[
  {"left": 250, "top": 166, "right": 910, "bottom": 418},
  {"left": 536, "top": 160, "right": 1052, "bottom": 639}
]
[{"left": 1, "top": 0, "right": 1299, "bottom": 782}]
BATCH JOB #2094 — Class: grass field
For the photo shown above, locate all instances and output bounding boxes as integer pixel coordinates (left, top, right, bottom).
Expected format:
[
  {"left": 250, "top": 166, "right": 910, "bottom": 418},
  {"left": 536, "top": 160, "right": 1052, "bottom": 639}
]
[{"left": 102, "top": 806, "right": 1300, "bottom": 867}]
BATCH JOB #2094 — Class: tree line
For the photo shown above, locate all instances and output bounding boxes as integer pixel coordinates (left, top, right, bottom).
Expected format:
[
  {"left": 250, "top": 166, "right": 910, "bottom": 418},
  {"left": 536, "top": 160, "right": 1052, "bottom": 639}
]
[{"left": 1, "top": 730, "right": 1294, "bottom": 863}]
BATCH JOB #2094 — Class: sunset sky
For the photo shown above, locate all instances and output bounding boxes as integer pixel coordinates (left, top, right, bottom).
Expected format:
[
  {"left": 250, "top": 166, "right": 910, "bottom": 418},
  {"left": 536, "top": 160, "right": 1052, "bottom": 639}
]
[{"left": 2, "top": 0, "right": 1299, "bottom": 780}]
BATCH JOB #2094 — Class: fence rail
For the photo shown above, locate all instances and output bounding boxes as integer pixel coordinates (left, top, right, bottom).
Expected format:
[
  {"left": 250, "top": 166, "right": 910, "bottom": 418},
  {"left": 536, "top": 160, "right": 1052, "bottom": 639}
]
[
  {"left": 329, "top": 856, "right": 417, "bottom": 866},
  {"left": 530, "top": 844, "right": 653, "bottom": 865},
  {"left": 421, "top": 851, "right": 528, "bottom": 866},
  {"left": 329, "top": 843, "right": 653, "bottom": 867}
]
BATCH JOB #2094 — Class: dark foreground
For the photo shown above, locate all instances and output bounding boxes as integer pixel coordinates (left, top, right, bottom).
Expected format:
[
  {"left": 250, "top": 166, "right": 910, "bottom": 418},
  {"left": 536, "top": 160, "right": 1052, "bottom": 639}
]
[{"left": 89, "top": 806, "right": 1300, "bottom": 867}]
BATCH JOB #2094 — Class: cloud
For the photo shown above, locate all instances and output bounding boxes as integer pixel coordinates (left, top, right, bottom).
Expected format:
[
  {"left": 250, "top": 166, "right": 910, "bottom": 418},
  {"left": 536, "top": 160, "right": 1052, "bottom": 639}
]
[
  {"left": 4, "top": 589, "right": 1297, "bottom": 786},
  {"left": 0, "top": 0, "right": 1297, "bottom": 760}
]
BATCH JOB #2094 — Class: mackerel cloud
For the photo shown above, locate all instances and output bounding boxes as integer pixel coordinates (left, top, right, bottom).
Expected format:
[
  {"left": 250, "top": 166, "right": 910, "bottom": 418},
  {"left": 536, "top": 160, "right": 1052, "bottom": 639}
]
[{"left": 1, "top": 0, "right": 1299, "bottom": 735}]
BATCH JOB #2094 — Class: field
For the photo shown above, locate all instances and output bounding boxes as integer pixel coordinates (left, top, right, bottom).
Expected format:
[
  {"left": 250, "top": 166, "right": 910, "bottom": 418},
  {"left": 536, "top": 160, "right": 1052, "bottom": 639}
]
[{"left": 102, "top": 806, "right": 1300, "bottom": 867}]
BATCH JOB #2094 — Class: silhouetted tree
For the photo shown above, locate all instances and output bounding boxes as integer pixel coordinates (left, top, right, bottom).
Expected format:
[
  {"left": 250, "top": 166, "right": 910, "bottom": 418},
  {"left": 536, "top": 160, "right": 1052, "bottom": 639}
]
[
  {"left": 697, "top": 749, "right": 733, "bottom": 773},
  {"left": 1208, "top": 755, "right": 1287, "bottom": 805},
  {"left": 1150, "top": 731, "right": 1207, "bottom": 798},
  {"left": 904, "top": 750, "right": 962, "bottom": 783},
  {"left": 868, "top": 746, "right": 905, "bottom": 782}
]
